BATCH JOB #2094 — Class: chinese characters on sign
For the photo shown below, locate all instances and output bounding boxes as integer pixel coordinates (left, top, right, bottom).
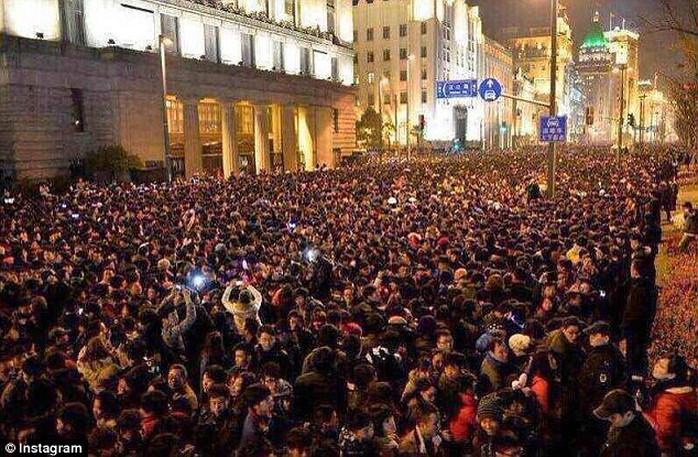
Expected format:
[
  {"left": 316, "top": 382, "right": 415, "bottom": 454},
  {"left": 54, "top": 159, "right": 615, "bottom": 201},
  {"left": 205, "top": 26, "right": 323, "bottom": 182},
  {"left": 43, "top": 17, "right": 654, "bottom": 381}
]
[{"left": 539, "top": 115, "right": 568, "bottom": 142}]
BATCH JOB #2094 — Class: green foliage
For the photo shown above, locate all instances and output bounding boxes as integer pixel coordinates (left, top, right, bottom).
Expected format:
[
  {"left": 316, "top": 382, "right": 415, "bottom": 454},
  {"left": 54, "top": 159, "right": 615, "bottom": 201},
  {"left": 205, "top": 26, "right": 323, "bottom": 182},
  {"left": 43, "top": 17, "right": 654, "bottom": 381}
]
[
  {"left": 84, "top": 145, "right": 143, "bottom": 178},
  {"left": 356, "top": 107, "right": 384, "bottom": 149}
]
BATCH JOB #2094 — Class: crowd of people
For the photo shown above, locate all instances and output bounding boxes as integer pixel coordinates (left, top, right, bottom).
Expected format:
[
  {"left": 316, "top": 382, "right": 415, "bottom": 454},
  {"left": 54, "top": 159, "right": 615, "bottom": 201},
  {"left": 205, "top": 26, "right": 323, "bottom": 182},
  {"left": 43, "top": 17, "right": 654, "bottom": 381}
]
[{"left": 0, "top": 147, "right": 696, "bottom": 456}]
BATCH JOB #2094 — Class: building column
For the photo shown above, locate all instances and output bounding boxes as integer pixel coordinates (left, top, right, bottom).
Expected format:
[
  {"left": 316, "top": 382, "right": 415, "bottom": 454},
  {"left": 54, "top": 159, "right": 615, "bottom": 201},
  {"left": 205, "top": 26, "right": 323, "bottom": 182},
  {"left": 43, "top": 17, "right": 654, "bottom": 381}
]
[
  {"left": 316, "top": 107, "right": 335, "bottom": 168},
  {"left": 253, "top": 103, "right": 270, "bottom": 174},
  {"left": 183, "top": 98, "right": 203, "bottom": 179},
  {"left": 221, "top": 100, "right": 239, "bottom": 178},
  {"left": 281, "top": 105, "right": 298, "bottom": 171}
]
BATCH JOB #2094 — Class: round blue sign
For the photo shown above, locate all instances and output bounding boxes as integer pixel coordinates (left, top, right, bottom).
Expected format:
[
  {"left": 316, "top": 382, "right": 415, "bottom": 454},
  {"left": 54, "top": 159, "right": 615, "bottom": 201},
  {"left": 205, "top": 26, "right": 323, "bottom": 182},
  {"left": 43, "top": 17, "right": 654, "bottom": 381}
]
[{"left": 479, "top": 78, "right": 502, "bottom": 102}]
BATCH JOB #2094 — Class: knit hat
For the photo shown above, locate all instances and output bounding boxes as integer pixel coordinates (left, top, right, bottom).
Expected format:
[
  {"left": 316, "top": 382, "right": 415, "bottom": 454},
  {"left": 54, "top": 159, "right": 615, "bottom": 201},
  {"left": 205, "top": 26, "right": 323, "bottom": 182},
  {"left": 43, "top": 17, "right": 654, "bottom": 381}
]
[
  {"left": 508, "top": 334, "right": 532, "bottom": 356},
  {"left": 477, "top": 394, "right": 504, "bottom": 422}
]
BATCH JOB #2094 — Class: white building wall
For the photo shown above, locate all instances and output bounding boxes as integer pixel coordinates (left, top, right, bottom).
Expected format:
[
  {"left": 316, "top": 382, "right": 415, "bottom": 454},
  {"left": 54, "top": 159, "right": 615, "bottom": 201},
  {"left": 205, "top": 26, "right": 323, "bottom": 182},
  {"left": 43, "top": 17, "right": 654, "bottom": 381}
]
[{"left": 2, "top": 0, "right": 61, "bottom": 41}]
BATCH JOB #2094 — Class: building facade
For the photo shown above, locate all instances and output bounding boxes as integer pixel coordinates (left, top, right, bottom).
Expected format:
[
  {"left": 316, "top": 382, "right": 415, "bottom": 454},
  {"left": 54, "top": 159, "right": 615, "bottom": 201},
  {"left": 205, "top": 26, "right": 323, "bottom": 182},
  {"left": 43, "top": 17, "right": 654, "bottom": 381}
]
[
  {"left": 578, "top": 12, "right": 614, "bottom": 144},
  {"left": 352, "top": 0, "right": 484, "bottom": 146},
  {"left": 0, "top": 0, "right": 356, "bottom": 179},
  {"left": 606, "top": 26, "right": 640, "bottom": 147},
  {"left": 481, "top": 36, "right": 514, "bottom": 149}
]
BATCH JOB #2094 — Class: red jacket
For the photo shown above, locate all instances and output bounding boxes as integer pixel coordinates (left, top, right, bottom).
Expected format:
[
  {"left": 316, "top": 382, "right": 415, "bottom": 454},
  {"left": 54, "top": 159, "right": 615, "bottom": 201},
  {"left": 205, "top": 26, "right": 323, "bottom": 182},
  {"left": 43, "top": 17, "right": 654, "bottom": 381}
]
[
  {"left": 644, "top": 386, "right": 698, "bottom": 450},
  {"left": 449, "top": 393, "right": 477, "bottom": 442}
]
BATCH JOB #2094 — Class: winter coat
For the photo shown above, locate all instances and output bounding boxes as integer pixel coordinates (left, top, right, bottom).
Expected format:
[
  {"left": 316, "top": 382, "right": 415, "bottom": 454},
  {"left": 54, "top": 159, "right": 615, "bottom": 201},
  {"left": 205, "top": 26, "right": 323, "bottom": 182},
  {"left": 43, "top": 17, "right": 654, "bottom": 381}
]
[
  {"left": 600, "top": 414, "right": 660, "bottom": 457},
  {"left": 160, "top": 296, "right": 197, "bottom": 352},
  {"left": 644, "top": 386, "right": 698, "bottom": 453},
  {"left": 222, "top": 285, "right": 262, "bottom": 333},
  {"left": 622, "top": 277, "right": 657, "bottom": 335},
  {"left": 76, "top": 357, "right": 119, "bottom": 392},
  {"left": 293, "top": 370, "right": 347, "bottom": 421},
  {"left": 449, "top": 393, "right": 478, "bottom": 442}
]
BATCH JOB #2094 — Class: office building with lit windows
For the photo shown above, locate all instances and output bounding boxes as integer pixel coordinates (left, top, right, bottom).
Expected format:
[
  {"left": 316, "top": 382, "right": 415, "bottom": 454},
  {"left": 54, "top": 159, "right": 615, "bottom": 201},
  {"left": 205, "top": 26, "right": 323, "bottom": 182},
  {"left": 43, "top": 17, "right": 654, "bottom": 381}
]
[
  {"left": 0, "top": 0, "right": 356, "bottom": 179},
  {"left": 352, "top": 0, "right": 484, "bottom": 146}
]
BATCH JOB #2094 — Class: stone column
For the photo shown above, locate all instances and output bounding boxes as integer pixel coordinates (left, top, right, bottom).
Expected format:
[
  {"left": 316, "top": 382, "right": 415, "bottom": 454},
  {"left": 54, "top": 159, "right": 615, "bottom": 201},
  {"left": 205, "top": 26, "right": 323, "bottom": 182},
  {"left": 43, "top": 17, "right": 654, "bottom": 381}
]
[
  {"left": 281, "top": 105, "right": 298, "bottom": 171},
  {"left": 316, "top": 107, "right": 335, "bottom": 168},
  {"left": 253, "top": 103, "right": 270, "bottom": 174},
  {"left": 304, "top": 106, "right": 317, "bottom": 171},
  {"left": 183, "top": 98, "right": 203, "bottom": 178},
  {"left": 221, "top": 100, "right": 239, "bottom": 178}
]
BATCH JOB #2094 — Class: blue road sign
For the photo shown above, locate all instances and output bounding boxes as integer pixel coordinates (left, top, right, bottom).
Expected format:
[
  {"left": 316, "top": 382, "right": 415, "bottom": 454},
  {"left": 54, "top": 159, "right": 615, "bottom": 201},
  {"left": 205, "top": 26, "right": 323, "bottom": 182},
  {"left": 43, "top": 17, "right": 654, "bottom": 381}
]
[
  {"left": 436, "top": 79, "right": 478, "bottom": 99},
  {"left": 478, "top": 78, "right": 502, "bottom": 102},
  {"left": 539, "top": 115, "right": 568, "bottom": 142}
]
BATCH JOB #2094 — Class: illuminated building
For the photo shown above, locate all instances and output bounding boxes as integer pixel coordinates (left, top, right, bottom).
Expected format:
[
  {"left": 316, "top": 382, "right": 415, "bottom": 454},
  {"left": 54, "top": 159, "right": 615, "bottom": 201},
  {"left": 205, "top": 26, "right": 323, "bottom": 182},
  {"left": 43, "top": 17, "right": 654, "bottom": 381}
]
[{"left": 0, "top": 0, "right": 356, "bottom": 179}]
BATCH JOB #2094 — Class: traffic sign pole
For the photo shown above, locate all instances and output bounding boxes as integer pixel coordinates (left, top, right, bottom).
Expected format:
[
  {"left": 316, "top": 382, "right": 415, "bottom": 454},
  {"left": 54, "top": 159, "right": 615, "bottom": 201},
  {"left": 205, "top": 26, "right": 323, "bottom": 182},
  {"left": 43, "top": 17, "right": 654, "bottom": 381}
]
[{"left": 546, "top": 0, "right": 558, "bottom": 199}]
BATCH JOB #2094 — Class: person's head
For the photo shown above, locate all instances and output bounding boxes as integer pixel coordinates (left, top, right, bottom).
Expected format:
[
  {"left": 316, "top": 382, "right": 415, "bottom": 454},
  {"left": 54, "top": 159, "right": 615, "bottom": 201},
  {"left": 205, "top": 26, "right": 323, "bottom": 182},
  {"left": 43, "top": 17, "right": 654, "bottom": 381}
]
[
  {"left": 116, "top": 409, "right": 141, "bottom": 438},
  {"left": 368, "top": 404, "right": 396, "bottom": 438},
  {"left": 286, "top": 427, "right": 312, "bottom": 457},
  {"left": 443, "top": 352, "right": 465, "bottom": 378},
  {"left": 233, "top": 344, "right": 251, "bottom": 369},
  {"left": 94, "top": 391, "right": 120, "bottom": 422},
  {"left": 57, "top": 402, "right": 90, "bottom": 438},
  {"left": 436, "top": 329, "right": 453, "bottom": 352},
  {"left": 258, "top": 326, "right": 275, "bottom": 352},
  {"left": 167, "top": 364, "right": 188, "bottom": 392},
  {"left": 652, "top": 354, "right": 688, "bottom": 383},
  {"left": 415, "top": 378, "right": 436, "bottom": 403},
  {"left": 683, "top": 201, "right": 693, "bottom": 215},
  {"left": 244, "top": 383, "right": 273, "bottom": 418},
  {"left": 477, "top": 394, "right": 504, "bottom": 437},
  {"left": 488, "top": 337, "right": 509, "bottom": 363},
  {"left": 493, "top": 435, "right": 525, "bottom": 457},
  {"left": 593, "top": 389, "right": 636, "bottom": 428},
  {"left": 346, "top": 410, "right": 374, "bottom": 441},
  {"left": 207, "top": 384, "right": 230, "bottom": 417},
  {"left": 202, "top": 365, "right": 227, "bottom": 394},
  {"left": 84, "top": 336, "right": 111, "bottom": 362},
  {"left": 584, "top": 321, "right": 611, "bottom": 347},
  {"left": 561, "top": 317, "right": 583, "bottom": 344},
  {"left": 139, "top": 389, "right": 169, "bottom": 418}
]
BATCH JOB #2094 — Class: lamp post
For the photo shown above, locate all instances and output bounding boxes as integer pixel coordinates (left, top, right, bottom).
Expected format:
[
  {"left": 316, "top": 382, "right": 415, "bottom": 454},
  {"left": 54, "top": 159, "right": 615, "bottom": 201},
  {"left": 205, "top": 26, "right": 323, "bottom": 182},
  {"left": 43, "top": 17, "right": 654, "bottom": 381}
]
[
  {"left": 159, "top": 34, "right": 174, "bottom": 183},
  {"left": 615, "top": 64, "right": 627, "bottom": 155},
  {"left": 406, "top": 54, "right": 415, "bottom": 160},
  {"left": 638, "top": 93, "right": 646, "bottom": 146},
  {"left": 546, "top": 0, "right": 558, "bottom": 198},
  {"left": 379, "top": 76, "right": 388, "bottom": 148}
]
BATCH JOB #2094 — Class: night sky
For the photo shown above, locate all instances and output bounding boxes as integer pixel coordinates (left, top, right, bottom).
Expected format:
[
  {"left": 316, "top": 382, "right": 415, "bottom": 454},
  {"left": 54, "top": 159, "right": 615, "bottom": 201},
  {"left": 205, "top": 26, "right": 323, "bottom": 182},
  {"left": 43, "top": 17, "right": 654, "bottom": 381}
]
[{"left": 471, "top": 0, "right": 683, "bottom": 82}]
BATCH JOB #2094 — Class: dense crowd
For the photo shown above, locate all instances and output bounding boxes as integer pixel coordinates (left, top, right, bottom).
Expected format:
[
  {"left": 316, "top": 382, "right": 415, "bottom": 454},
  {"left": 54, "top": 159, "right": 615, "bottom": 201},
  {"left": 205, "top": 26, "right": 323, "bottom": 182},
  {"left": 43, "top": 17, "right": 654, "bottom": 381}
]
[{"left": 0, "top": 147, "right": 697, "bottom": 457}]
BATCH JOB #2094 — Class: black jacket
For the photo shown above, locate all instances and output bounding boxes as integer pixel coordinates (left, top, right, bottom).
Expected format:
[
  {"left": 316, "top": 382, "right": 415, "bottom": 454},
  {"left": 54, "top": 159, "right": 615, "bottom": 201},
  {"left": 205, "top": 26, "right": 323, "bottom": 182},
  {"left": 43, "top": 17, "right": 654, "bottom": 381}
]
[
  {"left": 622, "top": 277, "right": 657, "bottom": 332},
  {"left": 600, "top": 414, "right": 660, "bottom": 457},
  {"left": 579, "top": 343, "right": 628, "bottom": 413}
]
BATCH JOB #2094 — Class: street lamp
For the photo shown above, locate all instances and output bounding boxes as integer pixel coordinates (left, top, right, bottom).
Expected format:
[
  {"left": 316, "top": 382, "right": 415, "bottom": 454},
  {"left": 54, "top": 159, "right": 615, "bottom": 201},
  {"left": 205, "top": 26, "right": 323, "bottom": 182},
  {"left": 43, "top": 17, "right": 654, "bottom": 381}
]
[
  {"left": 406, "top": 54, "right": 415, "bottom": 160},
  {"left": 546, "top": 0, "right": 558, "bottom": 198},
  {"left": 159, "top": 35, "right": 174, "bottom": 183}
]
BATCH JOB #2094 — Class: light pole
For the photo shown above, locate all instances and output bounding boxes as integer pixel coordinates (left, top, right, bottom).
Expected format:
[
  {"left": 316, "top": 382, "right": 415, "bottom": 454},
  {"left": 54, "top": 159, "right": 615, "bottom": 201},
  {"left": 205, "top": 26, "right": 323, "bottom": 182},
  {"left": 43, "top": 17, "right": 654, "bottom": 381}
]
[
  {"left": 379, "top": 76, "right": 388, "bottom": 150},
  {"left": 638, "top": 93, "right": 646, "bottom": 146},
  {"left": 546, "top": 0, "right": 558, "bottom": 198},
  {"left": 159, "top": 35, "right": 174, "bottom": 183},
  {"left": 615, "top": 64, "right": 627, "bottom": 155},
  {"left": 406, "top": 54, "right": 415, "bottom": 160}
]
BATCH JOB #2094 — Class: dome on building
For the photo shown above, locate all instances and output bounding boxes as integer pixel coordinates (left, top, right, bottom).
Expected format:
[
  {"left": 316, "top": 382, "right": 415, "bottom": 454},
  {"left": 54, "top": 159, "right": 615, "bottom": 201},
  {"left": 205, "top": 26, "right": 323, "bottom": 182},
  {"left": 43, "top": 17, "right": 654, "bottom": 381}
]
[{"left": 580, "top": 11, "right": 609, "bottom": 50}]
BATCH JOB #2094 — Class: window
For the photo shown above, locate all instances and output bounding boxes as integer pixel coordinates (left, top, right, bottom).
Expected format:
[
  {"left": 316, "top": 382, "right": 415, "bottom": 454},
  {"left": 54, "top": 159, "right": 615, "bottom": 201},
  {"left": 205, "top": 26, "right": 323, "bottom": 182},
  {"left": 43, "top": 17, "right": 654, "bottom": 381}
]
[
  {"left": 333, "top": 108, "right": 339, "bottom": 133},
  {"left": 285, "top": 0, "right": 295, "bottom": 15},
  {"left": 367, "top": 51, "right": 374, "bottom": 63},
  {"left": 399, "top": 24, "right": 407, "bottom": 37},
  {"left": 160, "top": 14, "right": 179, "bottom": 55},
  {"left": 384, "top": 95, "right": 391, "bottom": 105},
  {"left": 353, "top": 30, "right": 358, "bottom": 42},
  {"left": 331, "top": 57, "right": 338, "bottom": 80},
  {"left": 368, "top": 93, "right": 375, "bottom": 106},
  {"left": 421, "top": 22, "right": 427, "bottom": 35},
  {"left": 383, "top": 26, "right": 390, "bottom": 39},
  {"left": 273, "top": 41, "right": 285, "bottom": 71},
  {"left": 204, "top": 24, "right": 219, "bottom": 62},
  {"left": 421, "top": 90, "right": 427, "bottom": 104},
  {"left": 300, "top": 47, "right": 312, "bottom": 74},
  {"left": 400, "top": 48, "right": 408, "bottom": 60},
  {"left": 367, "top": 72, "right": 375, "bottom": 84},
  {"left": 70, "top": 88, "right": 85, "bottom": 132},
  {"left": 383, "top": 49, "right": 391, "bottom": 61},
  {"left": 400, "top": 70, "right": 407, "bottom": 81},
  {"left": 421, "top": 68, "right": 427, "bottom": 80},
  {"left": 400, "top": 91, "right": 407, "bottom": 104},
  {"left": 353, "top": 53, "right": 358, "bottom": 64},
  {"left": 421, "top": 46, "right": 427, "bottom": 58},
  {"left": 367, "top": 28, "right": 374, "bottom": 41},
  {"left": 241, "top": 33, "right": 255, "bottom": 67}
]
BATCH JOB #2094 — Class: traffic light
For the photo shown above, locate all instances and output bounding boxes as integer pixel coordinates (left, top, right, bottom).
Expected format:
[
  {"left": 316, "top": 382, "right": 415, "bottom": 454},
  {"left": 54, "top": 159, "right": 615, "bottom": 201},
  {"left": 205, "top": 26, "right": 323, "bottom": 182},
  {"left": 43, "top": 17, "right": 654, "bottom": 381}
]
[
  {"left": 627, "top": 113, "right": 636, "bottom": 127},
  {"left": 585, "top": 107, "right": 594, "bottom": 126}
]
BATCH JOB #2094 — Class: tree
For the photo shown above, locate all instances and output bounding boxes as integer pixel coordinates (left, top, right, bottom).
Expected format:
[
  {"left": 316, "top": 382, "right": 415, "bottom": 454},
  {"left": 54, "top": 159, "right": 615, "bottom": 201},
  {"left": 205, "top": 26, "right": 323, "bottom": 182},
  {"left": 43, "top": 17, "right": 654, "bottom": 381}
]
[
  {"left": 642, "top": 1, "right": 698, "bottom": 147},
  {"left": 356, "top": 107, "right": 384, "bottom": 149}
]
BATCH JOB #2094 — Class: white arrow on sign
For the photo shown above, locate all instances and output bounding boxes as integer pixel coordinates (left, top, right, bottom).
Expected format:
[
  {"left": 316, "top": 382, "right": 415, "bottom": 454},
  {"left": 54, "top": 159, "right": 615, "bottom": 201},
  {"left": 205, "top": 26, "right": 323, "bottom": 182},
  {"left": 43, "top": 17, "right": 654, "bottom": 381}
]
[{"left": 487, "top": 79, "right": 494, "bottom": 88}]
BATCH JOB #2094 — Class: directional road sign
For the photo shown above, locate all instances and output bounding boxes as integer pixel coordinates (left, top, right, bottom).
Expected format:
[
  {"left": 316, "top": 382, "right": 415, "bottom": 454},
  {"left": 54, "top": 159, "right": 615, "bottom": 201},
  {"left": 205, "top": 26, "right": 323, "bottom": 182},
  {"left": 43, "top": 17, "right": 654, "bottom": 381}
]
[
  {"left": 478, "top": 78, "right": 502, "bottom": 102},
  {"left": 539, "top": 115, "right": 568, "bottom": 142},
  {"left": 436, "top": 79, "right": 478, "bottom": 99}
]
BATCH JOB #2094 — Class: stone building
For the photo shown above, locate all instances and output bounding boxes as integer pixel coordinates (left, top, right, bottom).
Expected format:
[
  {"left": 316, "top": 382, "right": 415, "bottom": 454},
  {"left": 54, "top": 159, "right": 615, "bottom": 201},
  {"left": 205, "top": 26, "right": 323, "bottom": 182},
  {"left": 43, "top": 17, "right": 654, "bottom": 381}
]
[
  {"left": 0, "top": 0, "right": 356, "bottom": 180},
  {"left": 481, "top": 36, "right": 513, "bottom": 150},
  {"left": 352, "top": 0, "right": 483, "bottom": 146}
]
